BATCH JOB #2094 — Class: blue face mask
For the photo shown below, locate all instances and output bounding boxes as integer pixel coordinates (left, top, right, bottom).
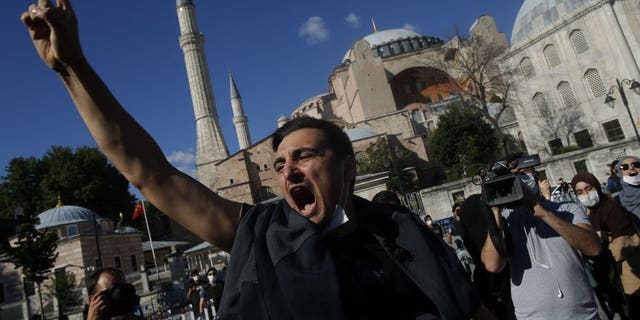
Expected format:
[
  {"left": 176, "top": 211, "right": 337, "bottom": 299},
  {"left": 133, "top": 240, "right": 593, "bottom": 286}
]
[{"left": 518, "top": 173, "right": 539, "bottom": 195}]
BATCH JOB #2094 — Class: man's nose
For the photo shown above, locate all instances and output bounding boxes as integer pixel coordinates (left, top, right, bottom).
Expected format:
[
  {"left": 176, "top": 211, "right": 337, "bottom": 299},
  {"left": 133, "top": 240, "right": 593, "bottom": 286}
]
[{"left": 282, "top": 162, "right": 304, "bottom": 183}]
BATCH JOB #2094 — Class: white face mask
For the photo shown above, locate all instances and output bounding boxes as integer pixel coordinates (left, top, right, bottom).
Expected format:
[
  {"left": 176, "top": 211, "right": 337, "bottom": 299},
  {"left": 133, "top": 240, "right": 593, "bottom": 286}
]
[
  {"left": 623, "top": 175, "right": 640, "bottom": 186},
  {"left": 192, "top": 276, "right": 198, "bottom": 282},
  {"left": 207, "top": 275, "right": 215, "bottom": 283},
  {"left": 578, "top": 191, "right": 600, "bottom": 207},
  {"left": 426, "top": 220, "right": 433, "bottom": 226},
  {"left": 518, "top": 173, "right": 539, "bottom": 194}
]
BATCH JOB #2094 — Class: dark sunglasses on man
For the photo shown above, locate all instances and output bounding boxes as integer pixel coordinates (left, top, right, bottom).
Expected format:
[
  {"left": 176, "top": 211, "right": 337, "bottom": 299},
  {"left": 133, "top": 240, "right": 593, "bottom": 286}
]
[{"left": 619, "top": 161, "right": 640, "bottom": 171}]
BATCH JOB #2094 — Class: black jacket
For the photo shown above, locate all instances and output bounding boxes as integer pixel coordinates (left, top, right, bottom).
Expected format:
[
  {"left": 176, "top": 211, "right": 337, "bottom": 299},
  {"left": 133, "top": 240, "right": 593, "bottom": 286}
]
[{"left": 217, "top": 196, "right": 480, "bottom": 320}]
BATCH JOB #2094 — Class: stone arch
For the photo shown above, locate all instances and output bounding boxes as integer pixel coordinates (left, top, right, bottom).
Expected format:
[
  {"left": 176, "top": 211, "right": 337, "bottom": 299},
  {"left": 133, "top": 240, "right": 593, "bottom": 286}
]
[{"left": 389, "top": 66, "right": 464, "bottom": 109}]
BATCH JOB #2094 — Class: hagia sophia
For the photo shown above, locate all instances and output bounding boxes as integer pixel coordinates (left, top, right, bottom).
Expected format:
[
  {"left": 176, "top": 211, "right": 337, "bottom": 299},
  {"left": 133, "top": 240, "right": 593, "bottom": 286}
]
[{"left": 2, "top": 0, "right": 640, "bottom": 317}]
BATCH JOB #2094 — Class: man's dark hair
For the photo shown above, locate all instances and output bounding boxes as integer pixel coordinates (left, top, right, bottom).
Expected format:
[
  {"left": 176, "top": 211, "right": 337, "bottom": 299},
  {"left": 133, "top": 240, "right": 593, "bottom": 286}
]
[
  {"left": 452, "top": 203, "right": 461, "bottom": 212},
  {"left": 87, "top": 267, "right": 125, "bottom": 294},
  {"left": 371, "top": 190, "right": 401, "bottom": 205},
  {"left": 206, "top": 267, "right": 217, "bottom": 275},
  {"left": 271, "top": 117, "right": 354, "bottom": 160}
]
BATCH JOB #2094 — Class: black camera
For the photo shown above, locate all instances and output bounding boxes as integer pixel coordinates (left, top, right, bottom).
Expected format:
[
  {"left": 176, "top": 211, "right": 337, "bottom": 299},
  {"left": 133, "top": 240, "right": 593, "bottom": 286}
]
[
  {"left": 103, "top": 283, "right": 140, "bottom": 318},
  {"left": 480, "top": 154, "right": 540, "bottom": 206}
]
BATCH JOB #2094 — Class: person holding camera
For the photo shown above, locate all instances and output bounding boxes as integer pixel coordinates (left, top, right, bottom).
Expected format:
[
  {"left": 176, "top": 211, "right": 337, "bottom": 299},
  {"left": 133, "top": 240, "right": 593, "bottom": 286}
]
[
  {"left": 480, "top": 158, "right": 602, "bottom": 319},
  {"left": 84, "top": 268, "right": 141, "bottom": 320}
]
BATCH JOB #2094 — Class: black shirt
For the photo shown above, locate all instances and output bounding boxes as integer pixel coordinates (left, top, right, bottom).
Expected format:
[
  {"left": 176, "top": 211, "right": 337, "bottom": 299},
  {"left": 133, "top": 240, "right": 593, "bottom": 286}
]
[{"left": 326, "top": 226, "right": 440, "bottom": 319}]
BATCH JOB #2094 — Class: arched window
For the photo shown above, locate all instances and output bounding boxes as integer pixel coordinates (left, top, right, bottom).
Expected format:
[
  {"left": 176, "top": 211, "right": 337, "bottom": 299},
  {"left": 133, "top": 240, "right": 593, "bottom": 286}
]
[
  {"left": 532, "top": 92, "right": 549, "bottom": 115},
  {"left": 557, "top": 81, "right": 578, "bottom": 107},
  {"left": 584, "top": 68, "right": 606, "bottom": 97},
  {"left": 520, "top": 57, "right": 536, "bottom": 79},
  {"left": 569, "top": 30, "right": 589, "bottom": 55},
  {"left": 543, "top": 44, "right": 561, "bottom": 68}
]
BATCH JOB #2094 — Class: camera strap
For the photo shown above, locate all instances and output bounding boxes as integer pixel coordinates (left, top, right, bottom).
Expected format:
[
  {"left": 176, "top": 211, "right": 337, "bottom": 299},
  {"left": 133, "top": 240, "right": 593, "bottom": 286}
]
[{"left": 485, "top": 208, "right": 512, "bottom": 257}]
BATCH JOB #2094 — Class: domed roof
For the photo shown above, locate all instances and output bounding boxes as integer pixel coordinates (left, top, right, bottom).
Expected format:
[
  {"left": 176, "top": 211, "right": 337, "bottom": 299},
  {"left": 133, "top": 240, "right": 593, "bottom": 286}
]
[
  {"left": 342, "top": 28, "right": 426, "bottom": 62},
  {"left": 345, "top": 127, "right": 381, "bottom": 142},
  {"left": 114, "top": 226, "right": 142, "bottom": 234},
  {"left": 511, "top": 0, "right": 590, "bottom": 45},
  {"left": 36, "top": 205, "right": 102, "bottom": 229}
]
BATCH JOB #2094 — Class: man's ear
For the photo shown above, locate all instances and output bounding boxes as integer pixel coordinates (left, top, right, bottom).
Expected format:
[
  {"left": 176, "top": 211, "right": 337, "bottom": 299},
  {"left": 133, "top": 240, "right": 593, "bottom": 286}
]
[{"left": 344, "top": 154, "right": 357, "bottom": 179}]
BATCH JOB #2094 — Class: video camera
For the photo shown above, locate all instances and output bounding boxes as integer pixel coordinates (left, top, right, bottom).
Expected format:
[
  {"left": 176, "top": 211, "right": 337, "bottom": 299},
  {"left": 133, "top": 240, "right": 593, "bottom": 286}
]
[
  {"left": 479, "top": 154, "right": 540, "bottom": 206},
  {"left": 103, "top": 283, "right": 140, "bottom": 318}
]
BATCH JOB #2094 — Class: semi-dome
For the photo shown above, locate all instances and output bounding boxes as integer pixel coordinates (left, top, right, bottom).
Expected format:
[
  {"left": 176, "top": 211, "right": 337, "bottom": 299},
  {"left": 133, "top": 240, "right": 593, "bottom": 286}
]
[
  {"left": 36, "top": 205, "right": 102, "bottom": 229},
  {"left": 342, "top": 29, "right": 443, "bottom": 63},
  {"left": 511, "top": 0, "right": 590, "bottom": 45}
]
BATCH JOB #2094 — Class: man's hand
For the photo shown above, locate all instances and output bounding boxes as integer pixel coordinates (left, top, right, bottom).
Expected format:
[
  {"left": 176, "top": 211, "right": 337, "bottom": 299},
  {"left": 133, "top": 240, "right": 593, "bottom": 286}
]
[
  {"left": 538, "top": 179, "right": 551, "bottom": 200},
  {"left": 86, "top": 290, "right": 108, "bottom": 320},
  {"left": 21, "top": 0, "right": 83, "bottom": 74}
]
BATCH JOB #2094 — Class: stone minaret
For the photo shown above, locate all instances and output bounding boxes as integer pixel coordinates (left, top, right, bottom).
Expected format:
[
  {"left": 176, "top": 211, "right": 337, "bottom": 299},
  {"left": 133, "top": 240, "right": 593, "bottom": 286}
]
[
  {"left": 229, "top": 73, "right": 251, "bottom": 149},
  {"left": 176, "top": 0, "right": 229, "bottom": 190}
]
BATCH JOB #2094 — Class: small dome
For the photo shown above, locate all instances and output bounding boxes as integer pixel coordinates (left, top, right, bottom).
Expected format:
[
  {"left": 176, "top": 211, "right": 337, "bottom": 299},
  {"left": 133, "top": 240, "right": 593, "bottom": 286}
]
[
  {"left": 511, "top": 0, "right": 590, "bottom": 45},
  {"left": 36, "top": 205, "right": 102, "bottom": 229},
  {"left": 114, "top": 226, "right": 142, "bottom": 234},
  {"left": 345, "top": 127, "right": 380, "bottom": 142}
]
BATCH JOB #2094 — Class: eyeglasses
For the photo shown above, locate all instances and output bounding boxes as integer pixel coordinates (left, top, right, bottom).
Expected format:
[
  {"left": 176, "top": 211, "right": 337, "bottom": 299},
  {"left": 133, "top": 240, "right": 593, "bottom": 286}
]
[
  {"left": 207, "top": 273, "right": 215, "bottom": 276},
  {"left": 619, "top": 161, "right": 640, "bottom": 171}
]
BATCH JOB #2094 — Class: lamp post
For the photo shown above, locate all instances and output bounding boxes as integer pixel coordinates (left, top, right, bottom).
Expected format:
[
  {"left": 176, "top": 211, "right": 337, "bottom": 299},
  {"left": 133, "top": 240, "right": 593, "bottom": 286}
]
[{"left": 604, "top": 78, "right": 640, "bottom": 143}]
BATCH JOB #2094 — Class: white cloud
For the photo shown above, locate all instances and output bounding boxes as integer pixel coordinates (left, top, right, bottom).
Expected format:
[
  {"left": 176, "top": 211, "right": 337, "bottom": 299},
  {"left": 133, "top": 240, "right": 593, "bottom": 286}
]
[
  {"left": 345, "top": 13, "right": 360, "bottom": 27},
  {"left": 403, "top": 23, "right": 418, "bottom": 32},
  {"left": 299, "top": 16, "right": 329, "bottom": 44},
  {"left": 167, "top": 149, "right": 197, "bottom": 177}
]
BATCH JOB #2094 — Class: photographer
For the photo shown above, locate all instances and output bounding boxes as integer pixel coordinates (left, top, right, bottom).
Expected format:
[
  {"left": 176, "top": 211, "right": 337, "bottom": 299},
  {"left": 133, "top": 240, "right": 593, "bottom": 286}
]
[
  {"left": 84, "top": 268, "right": 141, "bottom": 320},
  {"left": 480, "top": 156, "right": 602, "bottom": 319}
]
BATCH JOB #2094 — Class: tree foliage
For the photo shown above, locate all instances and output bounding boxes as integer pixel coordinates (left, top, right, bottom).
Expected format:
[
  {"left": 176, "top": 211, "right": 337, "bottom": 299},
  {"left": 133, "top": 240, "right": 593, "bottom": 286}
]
[
  {"left": 433, "top": 31, "right": 514, "bottom": 156},
  {"left": 1, "top": 214, "right": 59, "bottom": 319},
  {"left": 46, "top": 270, "right": 81, "bottom": 315},
  {"left": 358, "top": 137, "right": 417, "bottom": 194},
  {"left": 0, "top": 146, "right": 136, "bottom": 220},
  {"left": 428, "top": 104, "right": 498, "bottom": 181}
]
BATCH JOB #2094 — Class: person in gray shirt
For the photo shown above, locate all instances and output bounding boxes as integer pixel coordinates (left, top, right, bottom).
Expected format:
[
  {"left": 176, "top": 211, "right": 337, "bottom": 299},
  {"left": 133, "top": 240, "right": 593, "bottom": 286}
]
[{"left": 481, "top": 162, "right": 602, "bottom": 319}]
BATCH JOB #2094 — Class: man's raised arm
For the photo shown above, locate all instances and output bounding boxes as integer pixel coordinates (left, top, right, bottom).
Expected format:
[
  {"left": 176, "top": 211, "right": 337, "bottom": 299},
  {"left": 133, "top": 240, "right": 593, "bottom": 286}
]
[{"left": 21, "top": 0, "right": 242, "bottom": 252}]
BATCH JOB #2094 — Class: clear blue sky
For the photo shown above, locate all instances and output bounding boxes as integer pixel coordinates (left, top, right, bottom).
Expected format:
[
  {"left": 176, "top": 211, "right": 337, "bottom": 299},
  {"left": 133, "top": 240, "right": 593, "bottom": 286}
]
[{"left": 1, "top": 0, "right": 523, "bottom": 183}]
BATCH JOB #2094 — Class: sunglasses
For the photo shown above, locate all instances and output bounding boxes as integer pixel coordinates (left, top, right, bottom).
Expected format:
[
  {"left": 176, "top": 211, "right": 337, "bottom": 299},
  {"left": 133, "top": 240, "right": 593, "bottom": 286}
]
[{"left": 619, "top": 161, "right": 640, "bottom": 171}]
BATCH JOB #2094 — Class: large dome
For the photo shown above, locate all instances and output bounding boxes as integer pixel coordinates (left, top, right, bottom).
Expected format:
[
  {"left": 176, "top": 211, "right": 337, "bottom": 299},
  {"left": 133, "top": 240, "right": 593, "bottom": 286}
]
[
  {"left": 511, "top": 0, "right": 591, "bottom": 45},
  {"left": 36, "top": 205, "right": 102, "bottom": 229},
  {"left": 342, "top": 29, "right": 442, "bottom": 63}
]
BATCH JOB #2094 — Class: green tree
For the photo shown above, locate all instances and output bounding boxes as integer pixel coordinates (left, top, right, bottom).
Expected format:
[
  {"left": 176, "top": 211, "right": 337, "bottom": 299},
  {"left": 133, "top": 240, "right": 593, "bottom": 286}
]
[
  {"left": 0, "top": 146, "right": 136, "bottom": 220},
  {"left": 432, "top": 30, "right": 515, "bottom": 156},
  {"left": 46, "top": 270, "right": 81, "bottom": 317},
  {"left": 428, "top": 104, "right": 497, "bottom": 181},
  {"left": 1, "top": 214, "right": 58, "bottom": 320},
  {"left": 358, "top": 137, "right": 417, "bottom": 194}
]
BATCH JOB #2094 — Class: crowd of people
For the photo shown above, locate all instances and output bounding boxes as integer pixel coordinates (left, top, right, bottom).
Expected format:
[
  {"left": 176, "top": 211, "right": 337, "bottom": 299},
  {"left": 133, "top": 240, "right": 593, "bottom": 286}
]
[
  {"left": 409, "top": 155, "right": 640, "bottom": 320},
  {"left": 20, "top": 0, "right": 640, "bottom": 319}
]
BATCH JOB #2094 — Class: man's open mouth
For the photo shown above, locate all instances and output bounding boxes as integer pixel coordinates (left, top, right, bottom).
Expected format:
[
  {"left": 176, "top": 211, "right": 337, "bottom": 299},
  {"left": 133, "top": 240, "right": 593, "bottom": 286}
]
[{"left": 290, "top": 185, "right": 316, "bottom": 216}]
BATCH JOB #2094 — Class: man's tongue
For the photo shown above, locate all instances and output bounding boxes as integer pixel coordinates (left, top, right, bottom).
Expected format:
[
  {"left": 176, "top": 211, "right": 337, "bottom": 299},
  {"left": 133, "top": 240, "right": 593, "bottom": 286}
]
[{"left": 293, "top": 187, "right": 316, "bottom": 215}]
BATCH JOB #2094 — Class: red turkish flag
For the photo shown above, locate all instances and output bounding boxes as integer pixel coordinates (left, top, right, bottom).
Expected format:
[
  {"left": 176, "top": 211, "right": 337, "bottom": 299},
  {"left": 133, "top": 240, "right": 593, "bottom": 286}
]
[{"left": 132, "top": 200, "right": 144, "bottom": 220}]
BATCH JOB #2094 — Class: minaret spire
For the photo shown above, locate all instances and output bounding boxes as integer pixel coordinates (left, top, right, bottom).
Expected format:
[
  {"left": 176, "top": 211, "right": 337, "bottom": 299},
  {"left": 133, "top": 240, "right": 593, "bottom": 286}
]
[
  {"left": 371, "top": 18, "right": 378, "bottom": 33},
  {"left": 229, "top": 73, "right": 251, "bottom": 149},
  {"left": 176, "top": 0, "right": 229, "bottom": 190}
]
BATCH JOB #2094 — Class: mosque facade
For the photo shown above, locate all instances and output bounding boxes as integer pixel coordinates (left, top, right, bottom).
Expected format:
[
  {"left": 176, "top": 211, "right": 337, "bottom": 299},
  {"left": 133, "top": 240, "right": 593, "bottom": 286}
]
[
  {"left": 497, "top": 0, "right": 640, "bottom": 192},
  {"left": 184, "top": 0, "right": 640, "bottom": 216}
]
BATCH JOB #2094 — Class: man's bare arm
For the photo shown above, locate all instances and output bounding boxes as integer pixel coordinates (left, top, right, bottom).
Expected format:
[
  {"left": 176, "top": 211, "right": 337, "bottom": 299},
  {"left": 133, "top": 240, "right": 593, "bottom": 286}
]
[
  {"left": 533, "top": 203, "right": 602, "bottom": 257},
  {"left": 480, "top": 207, "right": 507, "bottom": 273},
  {"left": 22, "top": 0, "right": 242, "bottom": 251}
]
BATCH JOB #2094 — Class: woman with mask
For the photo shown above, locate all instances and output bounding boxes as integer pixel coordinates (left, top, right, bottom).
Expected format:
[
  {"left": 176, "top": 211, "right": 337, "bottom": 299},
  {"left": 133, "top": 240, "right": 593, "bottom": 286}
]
[
  {"left": 617, "top": 155, "right": 640, "bottom": 221},
  {"left": 571, "top": 172, "right": 640, "bottom": 318}
]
